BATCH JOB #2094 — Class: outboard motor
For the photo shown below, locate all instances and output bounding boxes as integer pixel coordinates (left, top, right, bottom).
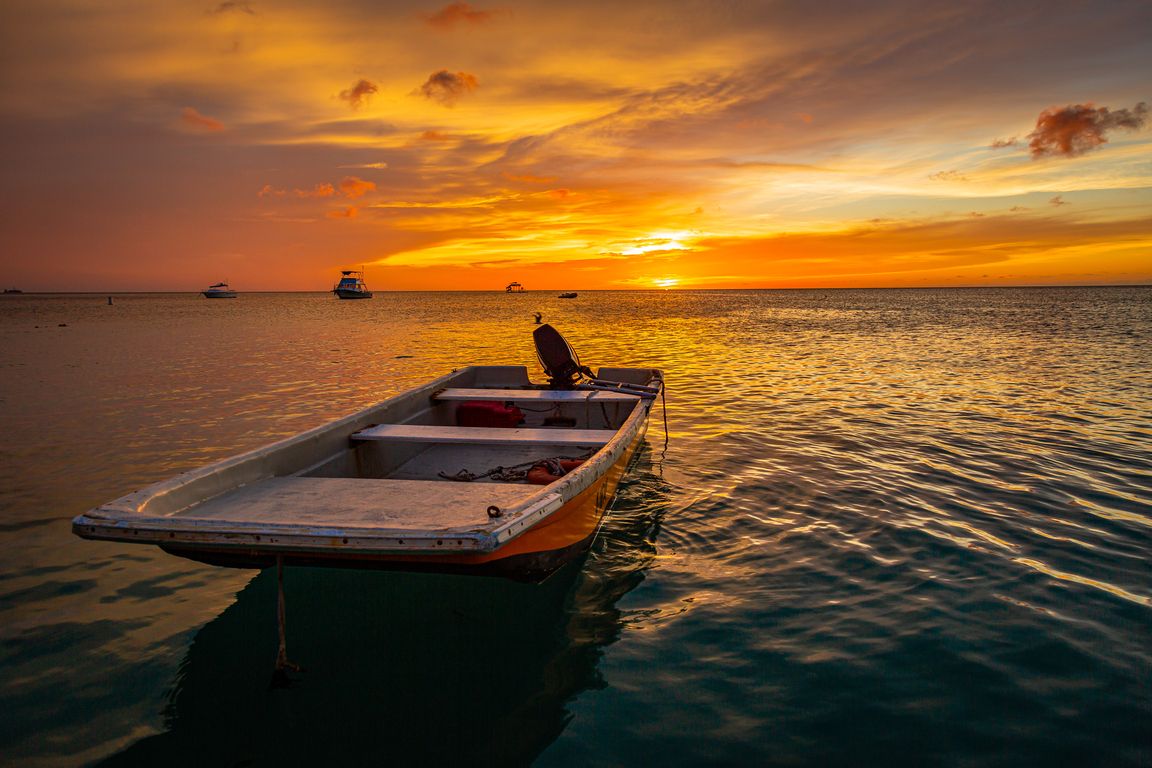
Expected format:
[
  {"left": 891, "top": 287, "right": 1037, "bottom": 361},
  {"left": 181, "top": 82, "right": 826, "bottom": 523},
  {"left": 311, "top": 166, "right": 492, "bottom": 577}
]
[
  {"left": 533, "top": 324, "right": 593, "bottom": 388},
  {"left": 532, "top": 324, "right": 661, "bottom": 399}
]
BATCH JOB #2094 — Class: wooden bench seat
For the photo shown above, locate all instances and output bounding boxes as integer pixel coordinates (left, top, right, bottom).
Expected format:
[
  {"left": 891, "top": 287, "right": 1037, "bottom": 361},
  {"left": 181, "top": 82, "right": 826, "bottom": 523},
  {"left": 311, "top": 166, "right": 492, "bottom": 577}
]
[
  {"left": 433, "top": 387, "right": 639, "bottom": 402},
  {"left": 351, "top": 424, "right": 618, "bottom": 447}
]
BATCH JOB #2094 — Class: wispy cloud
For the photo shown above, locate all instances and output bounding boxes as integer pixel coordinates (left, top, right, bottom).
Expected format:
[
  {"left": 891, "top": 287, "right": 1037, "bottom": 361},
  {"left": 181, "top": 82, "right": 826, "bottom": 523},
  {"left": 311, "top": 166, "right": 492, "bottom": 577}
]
[
  {"left": 210, "top": 1, "right": 255, "bottom": 15},
  {"left": 1029, "top": 102, "right": 1148, "bottom": 158},
  {"left": 338, "top": 162, "right": 389, "bottom": 170},
  {"left": 180, "top": 107, "right": 224, "bottom": 131},
  {"left": 424, "top": 2, "right": 496, "bottom": 29},
  {"left": 418, "top": 70, "right": 479, "bottom": 105}
]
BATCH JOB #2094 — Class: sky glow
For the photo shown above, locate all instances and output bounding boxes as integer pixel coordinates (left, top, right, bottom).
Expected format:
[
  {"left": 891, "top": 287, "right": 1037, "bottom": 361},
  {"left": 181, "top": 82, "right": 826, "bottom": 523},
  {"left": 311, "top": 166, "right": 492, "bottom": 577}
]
[{"left": 0, "top": 0, "right": 1149, "bottom": 291}]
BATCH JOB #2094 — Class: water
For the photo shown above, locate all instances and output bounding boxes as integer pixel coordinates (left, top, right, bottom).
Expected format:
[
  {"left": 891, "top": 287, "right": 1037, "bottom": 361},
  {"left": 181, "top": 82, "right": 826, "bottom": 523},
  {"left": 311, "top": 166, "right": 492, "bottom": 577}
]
[{"left": 1, "top": 288, "right": 1149, "bottom": 767}]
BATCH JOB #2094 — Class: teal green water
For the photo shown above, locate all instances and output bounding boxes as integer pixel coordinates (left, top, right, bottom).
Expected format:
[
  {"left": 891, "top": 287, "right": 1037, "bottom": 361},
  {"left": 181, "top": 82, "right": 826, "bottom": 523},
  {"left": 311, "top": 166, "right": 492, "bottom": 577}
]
[{"left": 1, "top": 288, "right": 1149, "bottom": 766}]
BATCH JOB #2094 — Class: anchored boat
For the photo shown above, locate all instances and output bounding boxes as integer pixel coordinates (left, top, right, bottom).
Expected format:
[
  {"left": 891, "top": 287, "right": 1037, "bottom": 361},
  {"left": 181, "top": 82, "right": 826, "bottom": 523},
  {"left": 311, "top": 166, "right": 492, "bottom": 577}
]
[
  {"left": 202, "top": 281, "right": 237, "bottom": 298},
  {"left": 333, "top": 270, "right": 373, "bottom": 299},
  {"left": 73, "top": 325, "right": 662, "bottom": 581}
]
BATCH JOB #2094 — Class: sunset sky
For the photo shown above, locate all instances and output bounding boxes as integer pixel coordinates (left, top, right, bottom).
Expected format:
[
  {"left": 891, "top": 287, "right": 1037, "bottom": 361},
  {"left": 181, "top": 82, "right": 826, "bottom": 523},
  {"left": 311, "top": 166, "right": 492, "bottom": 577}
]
[{"left": 1, "top": 0, "right": 1149, "bottom": 291}]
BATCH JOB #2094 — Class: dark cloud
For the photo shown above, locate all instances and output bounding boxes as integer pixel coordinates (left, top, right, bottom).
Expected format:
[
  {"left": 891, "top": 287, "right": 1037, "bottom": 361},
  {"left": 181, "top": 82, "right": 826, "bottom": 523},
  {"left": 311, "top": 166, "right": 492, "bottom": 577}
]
[
  {"left": 210, "top": 1, "right": 255, "bottom": 14},
  {"left": 418, "top": 70, "right": 479, "bottom": 105},
  {"left": 1028, "top": 102, "right": 1148, "bottom": 158},
  {"left": 425, "top": 2, "right": 494, "bottom": 29},
  {"left": 339, "top": 79, "right": 379, "bottom": 108}
]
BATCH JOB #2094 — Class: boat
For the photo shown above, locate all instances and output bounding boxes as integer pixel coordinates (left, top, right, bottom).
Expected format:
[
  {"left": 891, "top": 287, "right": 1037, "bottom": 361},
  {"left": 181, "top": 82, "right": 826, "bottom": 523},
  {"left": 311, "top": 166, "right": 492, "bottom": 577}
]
[
  {"left": 558, "top": 292, "right": 578, "bottom": 299},
  {"left": 72, "top": 325, "right": 663, "bottom": 582},
  {"left": 506, "top": 282, "right": 525, "bottom": 293},
  {"left": 333, "top": 270, "right": 373, "bottom": 299},
  {"left": 2, "top": 288, "right": 23, "bottom": 294},
  {"left": 202, "top": 282, "right": 237, "bottom": 298}
]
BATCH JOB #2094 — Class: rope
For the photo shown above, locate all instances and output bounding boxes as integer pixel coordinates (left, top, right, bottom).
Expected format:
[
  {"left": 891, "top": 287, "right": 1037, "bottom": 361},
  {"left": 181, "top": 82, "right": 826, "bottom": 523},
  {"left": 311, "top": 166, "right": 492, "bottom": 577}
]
[{"left": 439, "top": 452, "right": 593, "bottom": 483}]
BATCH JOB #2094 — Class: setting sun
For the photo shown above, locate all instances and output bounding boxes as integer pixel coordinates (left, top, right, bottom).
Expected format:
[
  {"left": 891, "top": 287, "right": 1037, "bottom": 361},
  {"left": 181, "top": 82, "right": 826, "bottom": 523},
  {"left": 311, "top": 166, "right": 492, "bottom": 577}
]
[{"left": 0, "top": 1, "right": 1148, "bottom": 291}]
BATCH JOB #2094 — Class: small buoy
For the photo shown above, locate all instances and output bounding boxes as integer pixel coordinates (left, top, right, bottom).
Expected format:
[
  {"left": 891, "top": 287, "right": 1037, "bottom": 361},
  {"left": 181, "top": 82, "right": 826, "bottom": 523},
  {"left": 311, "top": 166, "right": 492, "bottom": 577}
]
[
  {"left": 107, "top": 296, "right": 113, "bottom": 305},
  {"left": 526, "top": 458, "right": 585, "bottom": 485}
]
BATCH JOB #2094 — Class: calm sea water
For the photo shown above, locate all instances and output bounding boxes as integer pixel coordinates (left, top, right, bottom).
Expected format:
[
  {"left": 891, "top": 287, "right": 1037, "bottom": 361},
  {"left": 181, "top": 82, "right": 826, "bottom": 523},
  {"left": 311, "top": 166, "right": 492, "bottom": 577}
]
[{"left": 1, "top": 288, "right": 1149, "bottom": 767}]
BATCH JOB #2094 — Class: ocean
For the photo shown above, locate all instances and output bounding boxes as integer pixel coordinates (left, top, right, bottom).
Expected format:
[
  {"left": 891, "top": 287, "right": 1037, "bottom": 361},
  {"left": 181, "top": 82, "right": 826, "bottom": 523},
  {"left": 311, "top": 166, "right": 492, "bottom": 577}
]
[{"left": 1, "top": 287, "right": 1149, "bottom": 766}]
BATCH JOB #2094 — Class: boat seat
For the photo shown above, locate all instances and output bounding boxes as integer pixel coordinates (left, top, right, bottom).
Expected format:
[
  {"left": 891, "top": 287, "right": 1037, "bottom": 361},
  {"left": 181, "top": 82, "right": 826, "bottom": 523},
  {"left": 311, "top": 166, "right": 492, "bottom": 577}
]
[
  {"left": 433, "top": 388, "right": 638, "bottom": 402},
  {"left": 351, "top": 424, "right": 617, "bottom": 447}
]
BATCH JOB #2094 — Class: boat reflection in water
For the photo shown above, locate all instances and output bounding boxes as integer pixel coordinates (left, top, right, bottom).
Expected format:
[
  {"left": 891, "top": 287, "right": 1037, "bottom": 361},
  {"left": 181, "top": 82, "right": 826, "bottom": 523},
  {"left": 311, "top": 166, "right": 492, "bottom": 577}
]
[{"left": 98, "top": 446, "right": 669, "bottom": 767}]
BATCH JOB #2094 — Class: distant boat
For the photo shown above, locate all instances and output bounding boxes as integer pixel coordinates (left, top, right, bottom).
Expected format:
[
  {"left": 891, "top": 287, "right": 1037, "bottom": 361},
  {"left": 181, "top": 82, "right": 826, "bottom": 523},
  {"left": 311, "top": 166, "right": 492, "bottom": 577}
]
[
  {"left": 202, "top": 282, "right": 237, "bottom": 298},
  {"left": 506, "top": 282, "right": 525, "bottom": 293},
  {"left": 333, "top": 270, "right": 373, "bottom": 299},
  {"left": 3, "top": 288, "right": 23, "bottom": 294},
  {"left": 558, "top": 292, "right": 578, "bottom": 299}
]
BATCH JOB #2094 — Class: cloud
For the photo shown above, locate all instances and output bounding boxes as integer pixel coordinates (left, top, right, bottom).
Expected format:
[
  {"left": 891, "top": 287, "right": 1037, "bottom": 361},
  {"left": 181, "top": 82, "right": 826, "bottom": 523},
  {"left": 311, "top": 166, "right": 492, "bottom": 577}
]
[
  {"left": 296, "top": 183, "right": 336, "bottom": 198},
  {"left": 1028, "top": 102, "right": 1148, "bottom": 158},
  {"left": 420, "top": 130, "right": 454, "bottom": 141},
  {"left": 327, "top": 206, "right": 358, "bottom": 219},
  {"left": 180, "top": 107, "right": 224, "bottom": 131},
  {"left": 339, "top": 176, "right": 376, "bottom": 198},
  {"left": 418, "top": 70, "right": 479, "bottom": 105},
  {"left": 990, "top": 137, "right": 1018, "bottom": 149},
  {"left": 210, "top": 1, "right": 255, "bottom": 14},
  {"left": 338, "top": 162, "right": 388, "bottom": 169},
  {"left": 425, "top": 2, "right": 495, "bottom": 29},
  {"left": 339, "top": 79, "right": 379, "bottom": 109},
  {"left": 501, "top": 171, "right": 557, "bottom": 184},
  {"left": 1049, "top": 195, "right": 1067, "bottom": 206},
  {"left": 929, "top": 170, "right": 968, "bottom": 182}
]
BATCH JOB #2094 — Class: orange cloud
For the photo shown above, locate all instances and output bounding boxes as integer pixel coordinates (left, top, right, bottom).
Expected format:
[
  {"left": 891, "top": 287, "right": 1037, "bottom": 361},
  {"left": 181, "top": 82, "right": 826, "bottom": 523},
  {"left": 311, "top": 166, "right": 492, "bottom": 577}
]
[
  {"left": 1028, "top": 102, "right": 1148, "bottom": 158},
  {"left": 425, "top": 2, "right": 495, "bottom": 29},
  {"left": 339, "top": 79, "right": 378, "bottom": 109},
  {"left": 418, "top": 70, "right": 479, "bottom": 105},
  {"left": 296, "top": 183, "right": 336, "bottom": 198},
  {"left": 339, "top": 176, "right": 376, "bottom": 198},
  {"left": 180, "top": 107, "right": 224, "bottom": 131},
  {"left": 421, "top": 130, "right": 453, "bottom": 141},
  {"left": 327, "top": 206, "right": 358, "bottom": 219},
  {"left": 502, "top": 171, "right": 557, "bottom": 184}
]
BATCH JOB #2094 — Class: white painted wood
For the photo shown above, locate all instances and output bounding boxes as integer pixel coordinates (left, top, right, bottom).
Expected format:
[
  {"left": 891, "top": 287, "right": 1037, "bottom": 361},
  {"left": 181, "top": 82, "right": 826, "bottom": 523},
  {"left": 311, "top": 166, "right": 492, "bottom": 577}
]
[
  {"left": 351, "top": 424, "right": 617, "bottom": 446},
  {"left": 177, "top": 477, "right": 534, "bottom": 530},
  {"left": 433, "top": 387, "right": 639, "bottom": 402}
]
